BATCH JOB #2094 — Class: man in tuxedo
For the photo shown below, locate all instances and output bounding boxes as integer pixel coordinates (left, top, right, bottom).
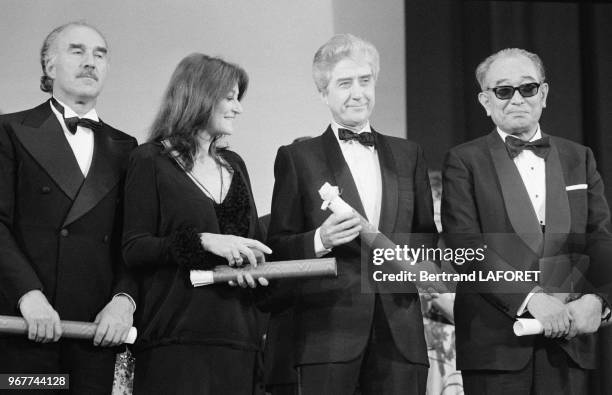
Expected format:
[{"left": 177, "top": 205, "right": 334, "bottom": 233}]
[
  {"left": 0, "top": 22, "right": 137, "bottom": 393},
  {"left": 266, "top": 34, "right": 437, "bottom": 395},
  {"left": 442, "top": 48, "right": 612, "bottom": 394}
]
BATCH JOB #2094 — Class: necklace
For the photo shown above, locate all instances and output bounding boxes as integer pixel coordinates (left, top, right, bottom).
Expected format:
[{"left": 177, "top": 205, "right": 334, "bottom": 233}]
[
  {"left": 190, "top": 161, "right": 224, "bottom": 203},
  {"left": 160, "top": 139, "right": 226, "bottom": 203}
]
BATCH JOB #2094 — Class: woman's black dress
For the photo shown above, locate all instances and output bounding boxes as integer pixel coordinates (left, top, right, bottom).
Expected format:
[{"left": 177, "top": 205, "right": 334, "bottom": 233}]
[{"left": 123, "top": 142, "right": 265, "bottom": 395}]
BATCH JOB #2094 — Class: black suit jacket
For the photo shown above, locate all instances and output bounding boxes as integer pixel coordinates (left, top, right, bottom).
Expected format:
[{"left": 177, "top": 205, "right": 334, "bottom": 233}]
[
  {"left": 265, "top": 127, "right": 437, "bottom": 365},
  {"left": 442, "top": 130, "right": 612, "bottom": 370},
  {"left": 0, "top": 100, "right": 137, "bottom": 322}
]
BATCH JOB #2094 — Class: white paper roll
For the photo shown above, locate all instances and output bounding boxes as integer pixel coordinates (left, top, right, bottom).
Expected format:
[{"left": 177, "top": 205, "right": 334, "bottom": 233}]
[
  {"left": 513, "top": 318, "right": 543, "bottom": 336},
  {"left": 125, "top": 327, "right": 138, "bottom": 344},
  {"left": 190, "top": 270, "right": 215, "bottom": 286},
  {"left": 318, "top": 182, "right": 354, "bottom": 215}
]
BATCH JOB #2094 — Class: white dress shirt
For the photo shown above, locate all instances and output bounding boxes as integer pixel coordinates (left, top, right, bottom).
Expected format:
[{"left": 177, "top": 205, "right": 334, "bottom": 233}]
[
  {"left": 497, "top": 127, "right": 546, "bottom": 226},
  {"left": 314, "top": 121, "right": 383, "bottom": 256},
  {"left": 50, "top": 98, "right": 96, "bottom": 177}
]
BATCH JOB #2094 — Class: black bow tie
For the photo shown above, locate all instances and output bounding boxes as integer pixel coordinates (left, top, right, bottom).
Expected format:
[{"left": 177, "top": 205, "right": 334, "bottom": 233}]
[
  {"left": 51, "top": 98, "right": 102, "bottom": 134},
  {"left": 504, "top": 135, "right": 550, "bottom": 159},
  {"left": 338, "top": 128, "right": 376, "bottom": 147}
]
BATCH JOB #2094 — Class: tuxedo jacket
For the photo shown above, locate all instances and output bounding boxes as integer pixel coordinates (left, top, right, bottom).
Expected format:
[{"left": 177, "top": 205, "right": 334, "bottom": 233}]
[
  {"left": 0, "top": 100, "right": 137, "bottom": 322},
  {"left": 265, "top": 126, "right": 437, "bottom": 366},
  {"left": 442, "top": 130, "right": 612, "bottom": 371}
]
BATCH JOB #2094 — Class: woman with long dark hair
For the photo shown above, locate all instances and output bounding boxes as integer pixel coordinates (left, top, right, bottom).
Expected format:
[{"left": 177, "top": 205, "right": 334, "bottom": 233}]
[{"left": 122, "top": 53, "right": 270, "bottom": 394}]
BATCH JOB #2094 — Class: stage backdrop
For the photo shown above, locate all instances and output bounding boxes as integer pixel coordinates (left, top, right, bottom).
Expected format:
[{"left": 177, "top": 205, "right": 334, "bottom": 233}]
[{"left": 404, "top": 1, "right": 612, "bottom": 394}]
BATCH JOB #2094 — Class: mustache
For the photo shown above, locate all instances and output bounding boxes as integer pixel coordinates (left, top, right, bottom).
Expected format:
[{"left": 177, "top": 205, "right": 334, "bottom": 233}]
[{"left": 76, "top": 70, "right": 98, "bottom": 80}]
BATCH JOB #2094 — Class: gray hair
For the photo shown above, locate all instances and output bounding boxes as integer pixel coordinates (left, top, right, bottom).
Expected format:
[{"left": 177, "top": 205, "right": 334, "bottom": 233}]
[
  {"left": 39, "top": 21, "right": 107, "bottom": 93},
  {"left": 312, "top": 33, "right": 380, "bottom": 93},
  {"left": 475, "top": 48, "right": 546, "bottom": 90}
]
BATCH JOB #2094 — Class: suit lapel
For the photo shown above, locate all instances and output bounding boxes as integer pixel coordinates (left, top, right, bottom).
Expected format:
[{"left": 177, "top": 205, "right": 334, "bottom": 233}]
[
  {"left": 63, "top": 123, "right": 129, "bottom": 226},
  {"left": 543, "top": 136, "right": 570, "bottom": 255},
  {"left": 373, "top": 130, "right": 398, "bottom": 235},
  {"left": 13, "top": 101, "right": 84, "bottom": 200},
  {"left": 487, "top": 131, "right": 543, "bottom": 254},
  {"left": 321, "top": 127, "right": 367, "bottom": 219}
]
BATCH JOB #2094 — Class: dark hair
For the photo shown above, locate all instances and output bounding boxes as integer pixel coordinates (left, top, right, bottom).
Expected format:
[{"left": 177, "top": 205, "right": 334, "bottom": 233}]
[
  {"left": 40, "top": 21, "right": 107, "bottom": 93},
  {"left": 148, "top": 53, "right": 248, "bottom": 171}
]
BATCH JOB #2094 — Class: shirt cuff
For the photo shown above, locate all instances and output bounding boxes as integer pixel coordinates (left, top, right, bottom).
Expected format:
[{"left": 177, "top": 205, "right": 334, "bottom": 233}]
[
  {"left": 314, "top": 227, "right": 332, "bottom": 258},
  {"left": 517, "top": 286, "right": 542, "bottom": 316},
  {"left": 603, "top": 306, "right": 611, "bottom": 322},
  {"left": 590, "top": 294, "right": 612, "bottom": 321},
  {"left": 113, "top": 293, "right": 136, "bottom": 313}
]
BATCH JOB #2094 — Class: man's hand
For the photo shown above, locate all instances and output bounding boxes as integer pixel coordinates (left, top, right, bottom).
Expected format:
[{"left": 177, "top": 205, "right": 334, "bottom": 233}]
[
  {"left": 320, "top": 211, "right": 362, "bottom": 249},
  {"left": 18, "top": 290, "right": 62, "bottom": 343},
  {"left": 565, "top": 294, "right": 602, "bottom": 339},
  {"left": 527, "top": 292, "right": 572, "bottom": 338},
  {"left": 93, "top": 295, "right": 134, "bottom": 347}
]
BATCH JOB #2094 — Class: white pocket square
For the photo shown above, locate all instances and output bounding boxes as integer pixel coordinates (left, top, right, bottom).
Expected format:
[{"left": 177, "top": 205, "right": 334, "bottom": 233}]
[{"left": 566, "top": 184, "right": 587, "bottom": 191}]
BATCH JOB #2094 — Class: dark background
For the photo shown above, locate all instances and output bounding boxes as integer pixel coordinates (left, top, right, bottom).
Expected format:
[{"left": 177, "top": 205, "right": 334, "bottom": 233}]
[
  {"left": 405, "top": 1, "right": 612, "bottom": 392},
  {"left": 406, "top": 0, "right": 612, "bottom": 198}
]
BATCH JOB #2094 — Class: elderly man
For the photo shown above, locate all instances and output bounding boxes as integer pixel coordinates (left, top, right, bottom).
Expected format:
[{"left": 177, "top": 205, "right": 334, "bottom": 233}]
[
  {"left": 442, "top": 48, "right": 612, "bottom": 394},
  {"left": 0, "top": 22, "right": 137, "bottom": 393},
  {"left": 266, "top": 34, "right": 436, "bottom": 395}
]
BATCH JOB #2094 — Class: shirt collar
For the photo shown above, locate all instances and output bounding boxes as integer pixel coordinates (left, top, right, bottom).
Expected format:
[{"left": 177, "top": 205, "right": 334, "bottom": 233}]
[
  {"left": 497, "top": 125, "right": 542, "bottom": 143},
  {"left": 50, "top": 96, "right": 99, "bottom": 121}
]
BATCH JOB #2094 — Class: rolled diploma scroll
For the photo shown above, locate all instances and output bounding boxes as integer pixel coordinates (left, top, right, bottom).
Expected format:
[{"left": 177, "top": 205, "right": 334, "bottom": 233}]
[
  {"left": 513, "top": 318, "right": 543, "bottom": 336},
  {"left": 190, "top": 258, "right": 337, "bottom": 287},
  {"left": 0, "top": 315, "right": 137, "bottom": 344},
  {"left": 318, "top": 182, "right": 449, "bottom": 293},
  {"left": 514, "top": 317, "right": 612, "bottom": 336},
  {"left": 318, "top": 183, "right": 401, "bottom": 249}
]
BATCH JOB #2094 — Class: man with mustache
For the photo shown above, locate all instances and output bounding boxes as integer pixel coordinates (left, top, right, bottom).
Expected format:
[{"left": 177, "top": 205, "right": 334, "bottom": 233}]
[
  {"left": 266, "top": 34, "right": 437, "bottom": 394},
  {"left": 442, "top": 48, "right": 612, "bottom": 394},
  {"left": 0, "top": 22, "right": 137, "bottom": 393}
]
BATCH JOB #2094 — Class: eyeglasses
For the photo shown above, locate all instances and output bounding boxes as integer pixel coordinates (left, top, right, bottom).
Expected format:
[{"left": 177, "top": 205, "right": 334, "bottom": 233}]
[{"left": 486, "top": 82, "right": 541, "bottom": 100}]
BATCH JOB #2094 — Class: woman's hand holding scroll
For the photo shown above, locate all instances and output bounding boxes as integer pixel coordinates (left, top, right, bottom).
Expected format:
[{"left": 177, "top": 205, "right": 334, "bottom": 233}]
[{"left": 199, "top": 233, "right": 272, "bottom": 288}]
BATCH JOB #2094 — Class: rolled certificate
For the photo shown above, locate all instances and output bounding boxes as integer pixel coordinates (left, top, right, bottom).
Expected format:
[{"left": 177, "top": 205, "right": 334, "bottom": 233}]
[
  {"left": 513, "top": 318, "right": 543, "bottom": 336},
  {"left": 319, "top": 183, "right": 381, "bottom": 241},
  {"left": 190, "top": 258, "right": 337, "bottom": 287},
  {"left": 0, "top": 315, "right": 137, "bottom": 344},
  {"left": 514, "top": 316, "right": 612, "bottom": 336},
  {"left": 319, "top": 182, "right": 420, "bottom": 253},
  {"left": 318, "top": 182, "right": 449, "bottom": 293}
]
